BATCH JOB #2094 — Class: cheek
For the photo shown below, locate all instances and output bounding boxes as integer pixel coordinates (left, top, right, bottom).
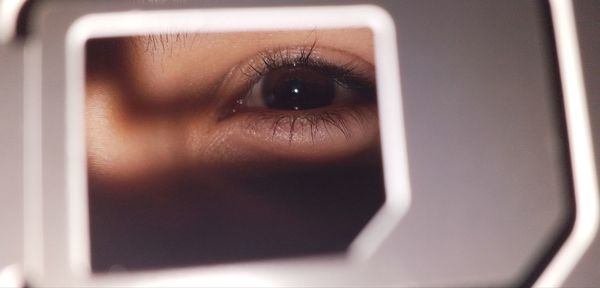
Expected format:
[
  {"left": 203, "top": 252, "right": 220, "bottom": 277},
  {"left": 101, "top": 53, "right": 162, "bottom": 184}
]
[{"left": 85, "top": 78, "right": 259, "bottom": 185}]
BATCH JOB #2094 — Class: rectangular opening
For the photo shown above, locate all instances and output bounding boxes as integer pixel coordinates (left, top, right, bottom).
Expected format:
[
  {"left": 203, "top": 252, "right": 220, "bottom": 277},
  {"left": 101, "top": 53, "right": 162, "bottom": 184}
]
[{"left": 85, "top": 27, "right": 385, "bottom": 272}]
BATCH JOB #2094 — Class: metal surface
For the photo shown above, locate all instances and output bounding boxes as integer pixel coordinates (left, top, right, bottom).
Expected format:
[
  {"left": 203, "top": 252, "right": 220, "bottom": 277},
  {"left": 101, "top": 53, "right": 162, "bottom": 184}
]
[
  {"left": 1, "top": 0, "right": 599, "bottom": 286},
  {"left": 0, "top": 39, "right": 23, "bottom": 282},
  {"left": 564, "top": 0, "right": 600, "bottom": 286}
]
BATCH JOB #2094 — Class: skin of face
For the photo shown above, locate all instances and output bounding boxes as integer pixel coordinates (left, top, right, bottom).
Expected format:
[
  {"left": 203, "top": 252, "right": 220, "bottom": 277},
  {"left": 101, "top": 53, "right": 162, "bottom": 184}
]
[
  {"left": 85, "top": 28, "right": 385, "bottom": 271},
  {"left": 87, "top": 28, "right": 376, "bottom": 181}
]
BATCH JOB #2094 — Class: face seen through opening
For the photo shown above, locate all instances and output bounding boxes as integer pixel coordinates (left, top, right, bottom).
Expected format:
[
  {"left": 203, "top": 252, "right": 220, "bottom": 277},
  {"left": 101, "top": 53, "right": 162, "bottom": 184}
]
[{"left": 86, "top": 28, "right": 385, "bottom": 272}]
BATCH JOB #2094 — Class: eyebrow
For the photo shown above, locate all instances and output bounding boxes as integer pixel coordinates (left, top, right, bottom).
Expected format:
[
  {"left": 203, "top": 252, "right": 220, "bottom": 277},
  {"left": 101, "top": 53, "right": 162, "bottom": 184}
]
[
  {"left": 136, "top": 32, "right": 192, "bottom": 54},
  {"left": 133, "top": 29, "right": 322, "bottom": 56}
]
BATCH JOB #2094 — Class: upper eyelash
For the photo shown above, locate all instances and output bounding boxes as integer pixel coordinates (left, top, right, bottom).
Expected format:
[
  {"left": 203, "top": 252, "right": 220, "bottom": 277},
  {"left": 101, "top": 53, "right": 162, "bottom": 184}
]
[
  {"left": 232, "top": 44, "right": 377, "bottom": 142},
  {"left": 248, "top": 40, "right": 318, "bottom": 74},
  {"left": 240, "top": 43, "right": 375, "bottom": 92}
]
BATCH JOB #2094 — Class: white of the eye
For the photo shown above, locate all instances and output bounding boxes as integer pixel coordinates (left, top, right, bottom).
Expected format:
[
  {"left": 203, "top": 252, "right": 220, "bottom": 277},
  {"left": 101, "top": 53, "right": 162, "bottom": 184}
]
[{"left": 243, "top": 78, "right": 266, "bottom": 107}]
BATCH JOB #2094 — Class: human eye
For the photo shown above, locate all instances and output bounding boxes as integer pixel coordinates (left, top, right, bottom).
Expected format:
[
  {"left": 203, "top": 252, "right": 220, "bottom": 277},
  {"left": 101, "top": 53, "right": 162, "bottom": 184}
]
[
  {"left": 214, "top": 42, "right": 379, "bottom": 160},
  {"left": 240, "top": 44, "right": 375, "bottom": 111}
]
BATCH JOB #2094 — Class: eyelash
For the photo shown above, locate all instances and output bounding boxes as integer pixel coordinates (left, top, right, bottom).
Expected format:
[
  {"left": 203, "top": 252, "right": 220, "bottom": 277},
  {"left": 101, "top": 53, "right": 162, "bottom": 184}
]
[
  {"left": 230, "top": 44, "right": 377, "bottom": 142},
  {"left": 240, "top": 43, "right": 375, "bottom": 93},
  {"left": 247, "top": 107, "right": 373, "bottom": 143}
]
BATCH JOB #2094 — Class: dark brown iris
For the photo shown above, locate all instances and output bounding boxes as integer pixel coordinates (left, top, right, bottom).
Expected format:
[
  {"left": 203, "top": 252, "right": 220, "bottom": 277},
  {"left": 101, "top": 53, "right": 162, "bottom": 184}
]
[{"left": 261, "top": 67, "right": 336, "bottom": 110}]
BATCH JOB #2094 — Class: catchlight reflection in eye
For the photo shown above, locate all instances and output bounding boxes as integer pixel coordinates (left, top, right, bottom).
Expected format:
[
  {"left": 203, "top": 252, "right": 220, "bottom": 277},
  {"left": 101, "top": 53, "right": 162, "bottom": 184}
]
[
  {"left": 238, "top": 44, "right": 376, "bottom": 112},
  {"left": 85, "top": 28, "right": 385, "bottom": 272}
]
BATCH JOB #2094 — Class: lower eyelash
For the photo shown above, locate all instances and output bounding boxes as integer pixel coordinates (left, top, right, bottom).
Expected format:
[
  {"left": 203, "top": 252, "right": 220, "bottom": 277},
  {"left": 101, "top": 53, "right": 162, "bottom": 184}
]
[
  {"left": 245, "top": 107, "right": 373, "bottom": 144},
  {"left": 222, "top": 45, "right": 377, "bottom": 144}
]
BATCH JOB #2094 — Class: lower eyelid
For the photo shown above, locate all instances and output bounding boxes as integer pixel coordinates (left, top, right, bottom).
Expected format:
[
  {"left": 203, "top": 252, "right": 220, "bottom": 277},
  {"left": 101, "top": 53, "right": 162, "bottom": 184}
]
[
  {"left": 211, "top": 104, "right": 379, "bottom": 162},
  {"left": 248, "top": 109, "right": 367, "bottom": 141}
]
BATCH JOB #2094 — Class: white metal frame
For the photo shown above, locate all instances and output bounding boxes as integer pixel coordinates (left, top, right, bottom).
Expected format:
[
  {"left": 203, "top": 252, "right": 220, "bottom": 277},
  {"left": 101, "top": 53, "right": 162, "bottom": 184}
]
[
  {"left": 534, "top": 0, "right": 600, "bottom": 286},
  {"left": 0, "top": 0, "right": 28, "bottom": 43},
  {"left": 59, "top": 4, "right": 411, "bottom": 286},
  {"left": 24, "top": 1, "right": 596, "bottom": 286}
]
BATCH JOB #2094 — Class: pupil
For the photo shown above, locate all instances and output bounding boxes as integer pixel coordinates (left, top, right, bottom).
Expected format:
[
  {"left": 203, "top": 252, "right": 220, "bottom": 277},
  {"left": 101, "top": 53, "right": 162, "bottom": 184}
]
[
  {"left": 262, "top": 67, "right": 335, "bottom": 110},
  {"left": 289, "top": 79, "right": 303, "bottom": 97}
]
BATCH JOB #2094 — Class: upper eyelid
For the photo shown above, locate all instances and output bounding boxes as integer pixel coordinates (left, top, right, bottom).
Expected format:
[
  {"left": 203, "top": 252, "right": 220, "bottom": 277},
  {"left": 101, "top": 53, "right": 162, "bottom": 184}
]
[
  {"left": 237, "top": 45, "right": 376, "bottom": 90},
  {"left": 213, "top": 45, "right": 376, "bottom": 120},
  {"left": 130, "top": 32, "right": 374, "bottom": 78},
  {"left": 120, "top": 32, "right": 375, "bottom": 107}
]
